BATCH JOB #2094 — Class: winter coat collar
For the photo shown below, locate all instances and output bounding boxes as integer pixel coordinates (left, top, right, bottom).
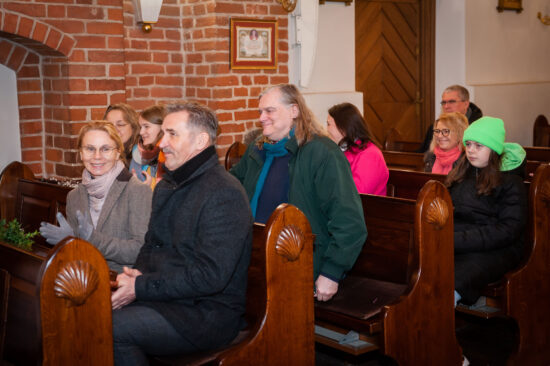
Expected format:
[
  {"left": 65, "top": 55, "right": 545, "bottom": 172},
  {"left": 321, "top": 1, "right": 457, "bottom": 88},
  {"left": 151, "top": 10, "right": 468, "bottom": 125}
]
[{"left": 163, "top": 145, "right": 217, "bottom": 186}]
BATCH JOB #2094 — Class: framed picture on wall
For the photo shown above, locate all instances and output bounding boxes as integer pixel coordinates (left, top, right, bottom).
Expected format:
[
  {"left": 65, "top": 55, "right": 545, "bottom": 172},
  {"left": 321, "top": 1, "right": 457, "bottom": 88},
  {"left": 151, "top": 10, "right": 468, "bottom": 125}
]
[
  {"left": 230, "top": 18, "right": 277, "bottom": 70},
  {"left": 497, "top": 0, "right": 523, "bottom": 13}
]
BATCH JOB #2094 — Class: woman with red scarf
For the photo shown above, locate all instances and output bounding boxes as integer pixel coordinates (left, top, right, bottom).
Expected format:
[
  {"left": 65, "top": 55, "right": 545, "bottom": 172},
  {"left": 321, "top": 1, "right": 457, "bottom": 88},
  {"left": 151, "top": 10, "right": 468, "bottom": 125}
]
[
  {"left": 424, "top": 112, "right": 469, "bottom": 174},
  {"left": 130, "top": 105, "right": 166, "bottom": 189}
]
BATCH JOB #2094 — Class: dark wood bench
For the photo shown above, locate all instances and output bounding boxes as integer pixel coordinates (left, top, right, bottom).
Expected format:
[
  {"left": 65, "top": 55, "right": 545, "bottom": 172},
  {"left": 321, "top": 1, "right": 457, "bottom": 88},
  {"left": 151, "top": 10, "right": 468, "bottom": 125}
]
[
  {"left": 0, "top": 162, "right": 316, "bottom": 365},
  {"left": 533, "top": 114, "right": 550, "bottom": 147},
  {"left": 314, "top": 180, "right": 463, "bottom": 365},
  {"left": 382, "top": 151, "right": 425, "bottom": 171},
  {"left": 385, "top": 166, "right": 550, "bottom": 364},
  {"left": 0, "top": 236, "right": 114, "bottom": 366}
]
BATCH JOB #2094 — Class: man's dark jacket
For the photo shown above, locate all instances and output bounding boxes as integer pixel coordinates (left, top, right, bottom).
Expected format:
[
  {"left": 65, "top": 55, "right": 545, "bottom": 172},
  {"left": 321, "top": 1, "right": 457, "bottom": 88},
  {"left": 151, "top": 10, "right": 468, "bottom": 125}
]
[{"left": 133, "top": 146, "right": 253, "bottom": 350}]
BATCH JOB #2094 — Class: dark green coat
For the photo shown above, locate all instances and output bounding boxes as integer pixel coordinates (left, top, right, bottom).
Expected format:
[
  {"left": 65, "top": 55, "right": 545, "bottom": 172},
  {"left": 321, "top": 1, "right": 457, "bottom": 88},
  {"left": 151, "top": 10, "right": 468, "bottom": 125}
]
[{"left": 230, "top": 135, "right": 367, "bottom": 281}]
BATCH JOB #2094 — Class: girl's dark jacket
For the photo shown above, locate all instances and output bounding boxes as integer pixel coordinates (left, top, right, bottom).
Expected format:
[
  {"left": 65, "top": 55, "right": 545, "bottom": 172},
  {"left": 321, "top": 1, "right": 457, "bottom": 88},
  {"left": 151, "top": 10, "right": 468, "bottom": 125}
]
[{"left": 450, "top": 160, "right": 527, "bottom": 305}]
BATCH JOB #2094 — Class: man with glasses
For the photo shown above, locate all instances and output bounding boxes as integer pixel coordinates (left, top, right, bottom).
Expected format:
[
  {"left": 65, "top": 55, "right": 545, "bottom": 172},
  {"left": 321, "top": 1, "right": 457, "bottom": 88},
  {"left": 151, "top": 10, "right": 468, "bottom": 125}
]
[{"left": 417, "top": 85, "right": 483, "bottom": 153}]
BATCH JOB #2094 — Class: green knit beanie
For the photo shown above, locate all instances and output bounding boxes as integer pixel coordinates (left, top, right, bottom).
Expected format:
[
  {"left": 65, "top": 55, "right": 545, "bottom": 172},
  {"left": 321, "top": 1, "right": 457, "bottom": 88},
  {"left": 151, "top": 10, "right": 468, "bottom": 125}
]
[{"left": 463, "top": 116, "right": 506, "bottom": 155}]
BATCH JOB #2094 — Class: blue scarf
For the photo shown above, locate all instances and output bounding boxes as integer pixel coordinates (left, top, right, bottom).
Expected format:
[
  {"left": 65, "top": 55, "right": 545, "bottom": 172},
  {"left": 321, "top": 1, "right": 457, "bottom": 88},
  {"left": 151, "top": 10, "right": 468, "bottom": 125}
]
[{"left": 250, "top": 130, "right": 293, "bottom": 218}]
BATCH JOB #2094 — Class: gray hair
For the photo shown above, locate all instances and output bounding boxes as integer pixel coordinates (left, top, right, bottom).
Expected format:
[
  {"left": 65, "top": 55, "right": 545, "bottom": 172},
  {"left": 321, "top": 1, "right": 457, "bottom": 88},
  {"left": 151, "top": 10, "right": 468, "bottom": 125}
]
[
  {"left": 164, "top": 102, "right": 218, "bottom": 144},
  {"left": 443, "top": 85, "right": 470, "bottom": 102}
]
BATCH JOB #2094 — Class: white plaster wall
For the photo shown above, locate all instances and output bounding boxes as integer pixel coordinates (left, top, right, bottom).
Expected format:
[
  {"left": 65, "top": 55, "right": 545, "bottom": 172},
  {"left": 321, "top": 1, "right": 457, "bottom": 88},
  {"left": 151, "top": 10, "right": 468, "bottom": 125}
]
[
  {"left": 289, "top": 1, "right": 363, "bottom": 126},
  {"left": 435, "top": 0, "right": 470, "bottom": 115},
  {"left": 0, "top": 65, "right": 22, "bottom": 172},
  {"left": 465, "top": 0, "right": 550, "bottom": 146}
]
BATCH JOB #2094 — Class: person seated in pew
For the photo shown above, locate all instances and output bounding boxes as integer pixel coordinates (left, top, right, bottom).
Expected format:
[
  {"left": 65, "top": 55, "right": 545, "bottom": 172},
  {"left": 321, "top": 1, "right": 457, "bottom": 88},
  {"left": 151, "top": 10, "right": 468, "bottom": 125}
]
[
  {"left": 423, "top": 112, "right": 469, "bottom": 174},
  {"left": 230, "top": 84, "right": 367, "bottom": 302},
  {"left": 417, "top": 85, "right": 483, "bottom": 153},
  {"left": 326, "top": 102, "right": 389, "bottom": 195},
  {"left": 39, "top": 121, "right": 152, "bottom": 273},
  {"left": 110, "top": 102, "right": 253, "bottom": 366},
  {"left": 104, "top": 103, "right": 140, "bottom": 166},
  {"left": 446, "top": 116, "right": 527, "bottom": 306},
  {"left": 130, "top": 105, "right": 167, "bottom": 189}
]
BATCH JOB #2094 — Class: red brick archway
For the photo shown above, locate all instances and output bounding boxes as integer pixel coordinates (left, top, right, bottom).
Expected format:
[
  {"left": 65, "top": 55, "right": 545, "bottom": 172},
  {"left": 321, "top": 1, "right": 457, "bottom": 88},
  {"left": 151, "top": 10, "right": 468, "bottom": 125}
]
[{"left": 1, "top": 10, "right": 76, "bottom": 175}]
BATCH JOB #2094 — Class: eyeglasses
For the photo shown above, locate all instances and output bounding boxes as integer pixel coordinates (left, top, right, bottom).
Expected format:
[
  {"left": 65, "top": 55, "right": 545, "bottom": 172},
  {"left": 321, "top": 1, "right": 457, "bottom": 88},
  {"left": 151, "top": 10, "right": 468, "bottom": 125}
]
[
  {"left": 433, "top": 129, "right": 451, "bottom": 137},
  {"left": 464, "top": 141, "right": 485, "bottom": 151},
  {"left": 81, "top": 145, "right": 118, "bottom": 157},
  {"left": 440, "top": 99, "right": 463, "bottom": 106}
]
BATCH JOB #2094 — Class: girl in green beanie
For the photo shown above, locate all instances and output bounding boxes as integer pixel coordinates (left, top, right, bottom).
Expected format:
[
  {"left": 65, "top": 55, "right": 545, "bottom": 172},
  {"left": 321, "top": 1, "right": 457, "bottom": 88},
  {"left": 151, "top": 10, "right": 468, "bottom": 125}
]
[{"left": 446, "top": 117, "right": 527, "bottom": 306}]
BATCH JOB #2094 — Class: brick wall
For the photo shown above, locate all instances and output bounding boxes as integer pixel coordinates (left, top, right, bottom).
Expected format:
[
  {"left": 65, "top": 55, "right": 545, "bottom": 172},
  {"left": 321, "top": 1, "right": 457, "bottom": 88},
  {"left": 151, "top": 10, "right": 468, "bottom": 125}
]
[{"left": 0, "top": 0, "right": 289, "bottom": 178}]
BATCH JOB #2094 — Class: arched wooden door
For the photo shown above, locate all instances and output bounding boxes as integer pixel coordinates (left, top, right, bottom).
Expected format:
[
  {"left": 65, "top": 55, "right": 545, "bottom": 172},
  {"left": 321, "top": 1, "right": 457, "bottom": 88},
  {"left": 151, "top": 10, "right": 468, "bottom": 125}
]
[{"left": 356, "top": 0, "right": 434, "bottom": 144}]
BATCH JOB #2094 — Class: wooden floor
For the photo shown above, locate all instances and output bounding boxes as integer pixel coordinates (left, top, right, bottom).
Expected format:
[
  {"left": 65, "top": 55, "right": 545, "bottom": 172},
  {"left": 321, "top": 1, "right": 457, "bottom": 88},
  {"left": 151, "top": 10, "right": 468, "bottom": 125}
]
[{"left": 315, "top": 314, "right": 518, "bottom": 366}]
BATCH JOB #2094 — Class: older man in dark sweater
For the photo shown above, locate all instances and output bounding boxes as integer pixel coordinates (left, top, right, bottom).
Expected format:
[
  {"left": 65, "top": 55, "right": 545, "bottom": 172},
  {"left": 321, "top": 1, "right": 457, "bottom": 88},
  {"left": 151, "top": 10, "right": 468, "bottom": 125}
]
[{"left": 111, "top": 102, "right": 253, "bottom": 366}]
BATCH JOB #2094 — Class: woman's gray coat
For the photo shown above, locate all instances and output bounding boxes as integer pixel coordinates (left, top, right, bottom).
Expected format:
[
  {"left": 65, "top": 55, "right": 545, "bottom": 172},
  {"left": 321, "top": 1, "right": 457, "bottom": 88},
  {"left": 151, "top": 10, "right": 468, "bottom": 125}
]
[{"left": 66, "top": 169, "right": 152, "bottom": 272}]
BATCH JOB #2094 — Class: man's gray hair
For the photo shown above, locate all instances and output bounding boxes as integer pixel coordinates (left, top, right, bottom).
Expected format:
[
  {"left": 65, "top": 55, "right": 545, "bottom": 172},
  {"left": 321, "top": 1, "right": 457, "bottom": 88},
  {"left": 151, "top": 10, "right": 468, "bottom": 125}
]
[
  {"left": 164, "top": 102, "right": 218, "bottom": 144},
  {"left": 444, "top": 85, "right": 470, "bottom": 102}
]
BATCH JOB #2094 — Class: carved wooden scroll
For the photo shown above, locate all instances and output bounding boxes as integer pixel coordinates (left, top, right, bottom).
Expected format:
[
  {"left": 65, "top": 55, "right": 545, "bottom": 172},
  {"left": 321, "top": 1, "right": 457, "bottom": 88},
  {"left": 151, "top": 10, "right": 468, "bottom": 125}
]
[{"left": 53, "top": 260, "right": 99, "bottom": 306}]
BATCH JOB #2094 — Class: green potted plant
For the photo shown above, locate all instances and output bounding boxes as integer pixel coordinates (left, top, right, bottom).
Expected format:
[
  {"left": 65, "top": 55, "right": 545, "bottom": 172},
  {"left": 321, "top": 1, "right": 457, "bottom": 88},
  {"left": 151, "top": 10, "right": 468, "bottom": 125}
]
[{"left": 0, "top": 218, "right": 39, "bottom": 251}]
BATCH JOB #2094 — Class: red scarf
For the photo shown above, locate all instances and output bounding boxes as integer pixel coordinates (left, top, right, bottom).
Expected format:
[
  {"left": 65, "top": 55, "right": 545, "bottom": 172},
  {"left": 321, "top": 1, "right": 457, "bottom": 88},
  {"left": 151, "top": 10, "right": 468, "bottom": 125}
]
[{"left": 432, "top": 145, "right": 461, "bottom": 174}]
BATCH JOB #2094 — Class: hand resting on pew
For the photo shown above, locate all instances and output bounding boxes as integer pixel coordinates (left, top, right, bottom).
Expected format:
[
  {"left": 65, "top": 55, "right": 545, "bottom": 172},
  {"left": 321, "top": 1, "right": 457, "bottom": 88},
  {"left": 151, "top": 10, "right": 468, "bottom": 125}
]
[
  {"left": 111, "top": 266, "right": 142, "bottom": 310},
  {"left": 315, "top": 274, "right": 338, "bottom": 302}
]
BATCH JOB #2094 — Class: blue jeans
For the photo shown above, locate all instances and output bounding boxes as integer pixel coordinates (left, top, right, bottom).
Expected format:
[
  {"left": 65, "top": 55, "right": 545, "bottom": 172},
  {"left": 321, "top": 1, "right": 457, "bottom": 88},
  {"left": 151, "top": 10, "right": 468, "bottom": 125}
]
[{"left": 113, "top": 304, "right": 198, "bottom": 366}]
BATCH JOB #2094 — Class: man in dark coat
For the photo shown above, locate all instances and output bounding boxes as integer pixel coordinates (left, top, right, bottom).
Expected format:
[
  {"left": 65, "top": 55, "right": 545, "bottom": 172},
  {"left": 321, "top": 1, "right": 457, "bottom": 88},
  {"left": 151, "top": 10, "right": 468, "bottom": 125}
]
[
  {"left": 417, "top": 84, "right": 483, "bottom": 153},
  {"left": 111, "top": 102, "right": 253, "bottom": 366}
]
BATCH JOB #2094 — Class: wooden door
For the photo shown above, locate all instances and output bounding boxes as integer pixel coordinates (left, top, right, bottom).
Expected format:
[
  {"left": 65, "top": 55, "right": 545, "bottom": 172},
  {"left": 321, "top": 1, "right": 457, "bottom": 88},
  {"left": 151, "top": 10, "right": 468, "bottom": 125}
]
[{"left": 356, "top": 0, "right": 434, "bottom": 144}]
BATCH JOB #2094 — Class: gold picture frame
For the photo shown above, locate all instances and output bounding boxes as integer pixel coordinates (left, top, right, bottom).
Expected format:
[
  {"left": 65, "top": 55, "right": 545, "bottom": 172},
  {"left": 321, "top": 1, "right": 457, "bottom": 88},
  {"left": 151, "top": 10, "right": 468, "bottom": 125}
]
[
  {"left": 230, "top": 18, "right": 277, "bottom": 70},
  {"left": 497, "top": 0, "right": 523, "bottom": 13}
]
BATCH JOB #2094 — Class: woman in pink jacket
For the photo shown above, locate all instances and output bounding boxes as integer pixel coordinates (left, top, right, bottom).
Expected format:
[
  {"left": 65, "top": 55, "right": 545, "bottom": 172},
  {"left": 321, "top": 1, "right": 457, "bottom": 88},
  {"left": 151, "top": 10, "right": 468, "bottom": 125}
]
[{"left": 327, "top": 103, "right": 389, "bottom": 195}]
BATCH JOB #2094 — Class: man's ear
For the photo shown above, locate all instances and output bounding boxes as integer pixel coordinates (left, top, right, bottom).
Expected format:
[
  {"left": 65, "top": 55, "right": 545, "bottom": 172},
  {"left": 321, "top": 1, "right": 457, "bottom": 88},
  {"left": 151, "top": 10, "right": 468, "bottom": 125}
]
[{"left": 195, "top": 131, "right": 210, "bottom": 150}]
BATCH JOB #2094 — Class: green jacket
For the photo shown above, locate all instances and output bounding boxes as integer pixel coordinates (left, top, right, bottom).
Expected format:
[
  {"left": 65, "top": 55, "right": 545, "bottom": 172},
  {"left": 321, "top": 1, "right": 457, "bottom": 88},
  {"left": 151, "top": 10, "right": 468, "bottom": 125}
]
[{"left": 230, "top": 135, "right": 367, "bottom": 281}]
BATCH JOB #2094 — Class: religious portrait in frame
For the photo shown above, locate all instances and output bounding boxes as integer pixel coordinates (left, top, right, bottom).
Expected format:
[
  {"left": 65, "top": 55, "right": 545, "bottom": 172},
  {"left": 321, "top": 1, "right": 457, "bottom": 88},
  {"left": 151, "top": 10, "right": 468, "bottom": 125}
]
[{"left": 230, "top": 18, "right": 277, "bottom": 70}]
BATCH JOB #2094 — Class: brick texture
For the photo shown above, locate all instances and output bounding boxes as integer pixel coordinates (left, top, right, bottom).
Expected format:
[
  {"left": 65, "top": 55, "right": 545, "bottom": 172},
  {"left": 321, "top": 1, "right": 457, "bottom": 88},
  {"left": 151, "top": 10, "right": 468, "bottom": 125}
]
[{"left": 0, "top": 0, "right": 289, "bottom": 177}]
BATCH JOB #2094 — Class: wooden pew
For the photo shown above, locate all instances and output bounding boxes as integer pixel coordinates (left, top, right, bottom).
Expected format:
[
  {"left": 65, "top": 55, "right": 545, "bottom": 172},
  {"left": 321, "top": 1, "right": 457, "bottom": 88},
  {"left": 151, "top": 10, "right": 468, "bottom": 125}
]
[
  {"left": 0, "top": 268, "right": 8, "bottom": 360},
  {"left": 314, "top": 181, "right": 463, "bottom": 365},
  {"left": 224, "top": 141, "right": 247, "bottom": 171},
  {"left": 384, "top": 166, "right": 550, "bottom": 365},
  {"left": 524, "top": 146, "right": 550, "bottom": 162},
  {"left": 0, "top": 161, "right": 35, "bottom": 221},
  {"left": 149, "top": 203, "right": 315, "bottom": 366},
  {"left": 382, "top": 151, "right": 425, "bottom": 171},
  {"left": 0, "top": 237, "right": 113, "bottom": 366},
  {"left": 533, "top": 114, "right": 550, "bottom": 147}
]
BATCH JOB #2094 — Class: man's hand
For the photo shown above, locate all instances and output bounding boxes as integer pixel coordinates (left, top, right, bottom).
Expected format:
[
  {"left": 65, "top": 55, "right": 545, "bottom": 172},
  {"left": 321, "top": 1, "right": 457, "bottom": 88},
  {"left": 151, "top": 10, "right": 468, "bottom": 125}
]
[
  {"left": 111, "top": 266, "right": 142, "bottom": 310},
  {"left": 314, "top": 275, "right": 339, "bottom": 302}
]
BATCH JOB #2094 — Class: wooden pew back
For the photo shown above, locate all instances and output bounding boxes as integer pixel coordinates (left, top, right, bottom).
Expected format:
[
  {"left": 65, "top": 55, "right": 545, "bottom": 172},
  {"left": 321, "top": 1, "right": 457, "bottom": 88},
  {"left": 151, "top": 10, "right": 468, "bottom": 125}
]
[
  {"left": 533, "top": 114, "right": 550, "bottom": 147},
  {"left": 0, "top": 268, "right": 8, "bottom": 360},
  {"left": 315, "top": 181, "right": 462, "bottom": 365},
  {"left": 385, "top": 166, "right": 550, "bottom": 364},
  {"left": 0, "top": 161, "right": 35, "bottom": 221},
  {"left": 382, "top": 151, "right": 425, "bottom": 171},
  {"left": 0, "top": 237, "right": 113, "bottom": 366}
]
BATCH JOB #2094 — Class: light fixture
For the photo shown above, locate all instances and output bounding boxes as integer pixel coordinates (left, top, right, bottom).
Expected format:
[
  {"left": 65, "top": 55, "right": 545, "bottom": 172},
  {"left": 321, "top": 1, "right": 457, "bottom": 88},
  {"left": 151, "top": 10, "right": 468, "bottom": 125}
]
[
  {"left": 133, "top": 0, "right": 163, "bottom": 33},
  {"left": 277, "top": 0, "right": 297, "bottom": 13},
  {"left": 538, "top": 12, "right": 550, "bottom": 25}
]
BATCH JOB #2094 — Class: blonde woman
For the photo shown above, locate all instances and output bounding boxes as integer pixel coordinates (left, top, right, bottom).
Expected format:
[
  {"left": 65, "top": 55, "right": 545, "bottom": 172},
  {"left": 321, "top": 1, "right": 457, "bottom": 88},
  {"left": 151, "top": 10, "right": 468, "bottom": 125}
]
[
  {"left": 424, "top": 112, "right": 469, "bottom": 174},
  {"left": 40, "top": 121, "right": 152, "bottom": 272}
]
